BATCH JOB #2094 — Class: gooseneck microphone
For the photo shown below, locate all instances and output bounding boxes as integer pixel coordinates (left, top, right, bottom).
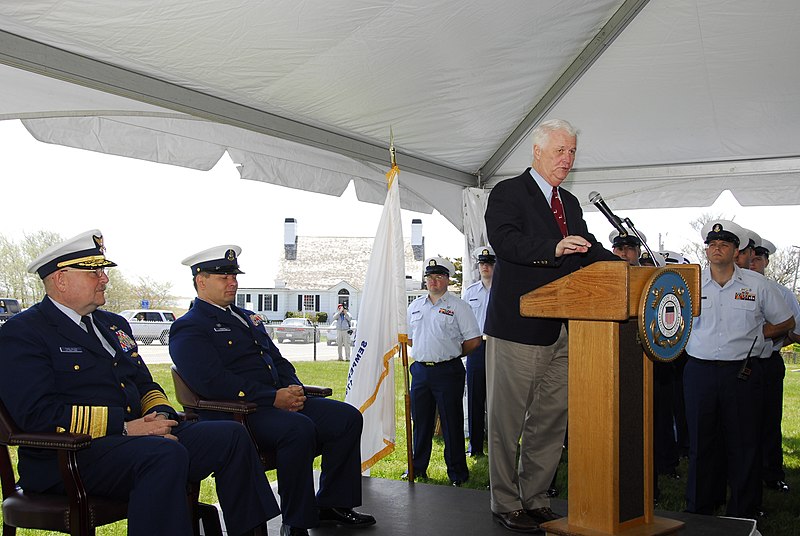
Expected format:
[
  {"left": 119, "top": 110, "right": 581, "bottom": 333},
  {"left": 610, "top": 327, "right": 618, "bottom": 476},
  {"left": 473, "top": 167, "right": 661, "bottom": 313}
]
[{"left": 588, "top": 191, "right": 626, "bottom": 235}]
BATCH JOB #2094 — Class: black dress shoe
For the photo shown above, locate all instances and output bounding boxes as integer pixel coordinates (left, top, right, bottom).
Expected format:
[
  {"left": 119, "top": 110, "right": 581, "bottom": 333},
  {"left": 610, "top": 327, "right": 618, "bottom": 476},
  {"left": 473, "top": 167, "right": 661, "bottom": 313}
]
[
  {"left": 466, "top": 450, "right": 485, "bottom": 458},
  {"left": 765, "top": 480, "right": 790, "bottom": 492},
  {"left": 493, "top": 510, "right": 541, "bottom": 533},
  {"left": 451, "top": 480, "right": 463, "bottom": 487},
  {"left": 279, "top": 525, "right": 309, "bottom": 536},
  {"left": 525, "top": 506, "right": 562, "bottom": 524},
  {"left": 545, "top": 486, "right": 558, "bottom": 498},
  {"left": 319, "top": 507, "right": 376, "bottom": 527}
]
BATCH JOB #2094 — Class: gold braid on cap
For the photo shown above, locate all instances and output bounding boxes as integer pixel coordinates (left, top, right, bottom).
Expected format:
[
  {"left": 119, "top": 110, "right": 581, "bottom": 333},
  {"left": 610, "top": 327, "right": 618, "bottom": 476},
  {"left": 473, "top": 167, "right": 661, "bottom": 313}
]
[{"left": 56, "top": 255, "right": 109, "bottom": 268}]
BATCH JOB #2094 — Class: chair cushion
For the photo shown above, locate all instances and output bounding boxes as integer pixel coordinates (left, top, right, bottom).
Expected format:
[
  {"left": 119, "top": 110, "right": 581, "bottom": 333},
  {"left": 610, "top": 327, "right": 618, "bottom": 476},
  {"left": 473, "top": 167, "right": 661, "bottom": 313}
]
[{"left": 3, "top": 487, "right": 128, "bottom": 531}]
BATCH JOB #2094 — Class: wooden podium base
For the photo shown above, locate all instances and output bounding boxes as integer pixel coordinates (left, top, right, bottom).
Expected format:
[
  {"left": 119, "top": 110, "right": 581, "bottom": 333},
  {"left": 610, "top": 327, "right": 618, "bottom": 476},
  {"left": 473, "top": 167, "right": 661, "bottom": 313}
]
[{"left": 541, "top": 516, "right": 684, "bottom": 536}]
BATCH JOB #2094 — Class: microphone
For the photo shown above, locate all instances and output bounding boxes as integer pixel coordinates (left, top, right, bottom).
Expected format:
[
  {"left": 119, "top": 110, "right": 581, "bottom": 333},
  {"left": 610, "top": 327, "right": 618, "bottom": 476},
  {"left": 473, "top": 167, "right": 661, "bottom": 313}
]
[{"left": 588, "top": 191, "right": 626, "bottom": 235}]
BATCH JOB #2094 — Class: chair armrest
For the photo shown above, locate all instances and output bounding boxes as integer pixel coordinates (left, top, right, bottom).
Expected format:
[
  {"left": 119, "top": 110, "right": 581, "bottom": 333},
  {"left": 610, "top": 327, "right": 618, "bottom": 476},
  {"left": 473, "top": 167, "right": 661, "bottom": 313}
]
[
  {"left": 7, "top": 431, "right": 92, "bottom": 451},
  {"left": 189, "top": 399, "right": 258, "bottom": 414},
  {"left": 304, "top": 385, "right": 333, "bottom": 398}
]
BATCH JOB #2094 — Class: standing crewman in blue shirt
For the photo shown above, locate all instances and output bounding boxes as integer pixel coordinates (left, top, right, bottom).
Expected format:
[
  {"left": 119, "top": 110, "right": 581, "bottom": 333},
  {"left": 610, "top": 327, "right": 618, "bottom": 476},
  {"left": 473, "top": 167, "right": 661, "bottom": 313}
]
[
  {"left": 405, "top": 257, "right": 482, "bottom": 486},
  {"left": 462, "top": 246, "right": 495, "bottom": 458},
  {"left": 683, "top": 220, "right": 794, "bottom": 519}
]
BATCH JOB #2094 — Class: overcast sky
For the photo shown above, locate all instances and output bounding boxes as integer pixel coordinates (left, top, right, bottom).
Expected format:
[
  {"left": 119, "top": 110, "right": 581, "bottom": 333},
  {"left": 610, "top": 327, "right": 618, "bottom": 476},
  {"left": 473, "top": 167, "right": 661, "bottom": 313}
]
[{"left": 2, "top": 120, "right": 798, "bottom": 300}]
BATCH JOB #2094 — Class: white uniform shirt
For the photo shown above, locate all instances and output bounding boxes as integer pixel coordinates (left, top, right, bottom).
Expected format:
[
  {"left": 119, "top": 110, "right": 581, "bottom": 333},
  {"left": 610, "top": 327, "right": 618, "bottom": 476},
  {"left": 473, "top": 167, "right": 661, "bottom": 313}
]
[
  {"left": 686, "top": 265, "right": 792, "bottom": 361},
  {"left": 767, "top": 280, "right": 800, "bottom": 353},
  {"left": 407, "top": 291, "right": 481, "bottom": 363},
  {"left": 463, "top": 280, "right": 491, "bottom": 332}
]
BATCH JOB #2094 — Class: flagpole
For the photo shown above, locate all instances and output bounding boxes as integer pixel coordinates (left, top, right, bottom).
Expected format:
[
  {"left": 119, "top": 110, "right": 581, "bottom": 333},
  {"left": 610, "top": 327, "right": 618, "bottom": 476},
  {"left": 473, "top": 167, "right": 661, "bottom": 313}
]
[
  {"left": 399, "top": 335, "right": 414, "bottom": 482},
  {"left": 389, "top": 128, "right": 415, "bottom": 482}
]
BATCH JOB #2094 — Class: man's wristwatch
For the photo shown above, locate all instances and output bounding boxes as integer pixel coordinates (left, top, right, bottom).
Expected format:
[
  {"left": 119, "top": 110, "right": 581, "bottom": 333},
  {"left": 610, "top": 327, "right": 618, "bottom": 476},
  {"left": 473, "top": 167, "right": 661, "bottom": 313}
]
[{"left": 122, "top": 421, "right": 128, "bottom": 436}]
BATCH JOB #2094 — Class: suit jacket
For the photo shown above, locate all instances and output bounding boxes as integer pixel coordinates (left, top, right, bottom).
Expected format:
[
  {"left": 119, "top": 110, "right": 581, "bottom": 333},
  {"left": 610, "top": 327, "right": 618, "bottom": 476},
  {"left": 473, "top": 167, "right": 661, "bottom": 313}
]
[
  {"left": 169, "top": 299, "right": 302, "bottom": 408},
  {"left": 0, "top": 297, "right": 175, "bottom": 489},
  {"left": 484, "top": 169, "right": 619, "bottom": 345}
]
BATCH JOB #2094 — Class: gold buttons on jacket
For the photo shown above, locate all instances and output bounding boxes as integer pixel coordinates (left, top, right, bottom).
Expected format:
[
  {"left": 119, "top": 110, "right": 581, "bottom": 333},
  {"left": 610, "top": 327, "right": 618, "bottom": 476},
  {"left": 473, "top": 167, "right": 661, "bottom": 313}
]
[
  {"left": 238, "top": 391, "right": 245, "bottom": 397},
  {"left": 73, "top": 364, "right": 80, "bottom": 371},
  {"left": 228, "top": 340, "right": 233, "bottom": 345}
]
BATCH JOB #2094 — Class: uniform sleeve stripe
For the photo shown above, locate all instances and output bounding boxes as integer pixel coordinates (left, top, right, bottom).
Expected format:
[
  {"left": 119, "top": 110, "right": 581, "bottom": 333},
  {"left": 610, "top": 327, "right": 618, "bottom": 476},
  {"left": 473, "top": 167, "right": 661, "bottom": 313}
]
[
  {"left": 140, "top": 390, "right": 172, "bottom": 414},
  {"left": 69, "top": 405, "right": 109, "bottom": 437}
]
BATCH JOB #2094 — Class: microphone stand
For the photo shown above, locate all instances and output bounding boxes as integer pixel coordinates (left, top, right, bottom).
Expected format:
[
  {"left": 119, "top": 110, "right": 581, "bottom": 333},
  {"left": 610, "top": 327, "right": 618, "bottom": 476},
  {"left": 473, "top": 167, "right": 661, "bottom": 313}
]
[{"left": 621, "top": 217, "right": 665, "bottom": 267}]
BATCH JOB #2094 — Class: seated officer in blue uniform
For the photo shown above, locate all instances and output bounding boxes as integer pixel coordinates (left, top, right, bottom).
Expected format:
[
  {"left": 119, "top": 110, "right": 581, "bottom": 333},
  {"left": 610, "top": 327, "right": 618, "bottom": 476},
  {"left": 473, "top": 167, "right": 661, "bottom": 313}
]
[
  {"left": 169, "top": 245, "right": 375, "bottom": 536},
  {"left": 0, "top": 230, "right": 278, "bottom": 536}
]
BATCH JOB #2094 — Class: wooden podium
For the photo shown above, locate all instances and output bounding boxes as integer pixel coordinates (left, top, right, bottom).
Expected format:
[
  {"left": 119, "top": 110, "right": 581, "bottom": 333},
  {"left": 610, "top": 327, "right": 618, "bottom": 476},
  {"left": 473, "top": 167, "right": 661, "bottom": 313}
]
[{"left": 520, "top": 261, "right": 700, "bottom": 536}]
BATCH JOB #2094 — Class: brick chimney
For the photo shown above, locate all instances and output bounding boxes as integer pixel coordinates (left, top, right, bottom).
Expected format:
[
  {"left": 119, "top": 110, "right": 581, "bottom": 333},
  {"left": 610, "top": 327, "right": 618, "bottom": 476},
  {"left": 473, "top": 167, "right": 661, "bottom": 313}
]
[
  {"left": 284, "top": 218, "right": 297, "bottom": 260},
  {"left": 411, "top": 218, "right": 424, "bottom": 261}
]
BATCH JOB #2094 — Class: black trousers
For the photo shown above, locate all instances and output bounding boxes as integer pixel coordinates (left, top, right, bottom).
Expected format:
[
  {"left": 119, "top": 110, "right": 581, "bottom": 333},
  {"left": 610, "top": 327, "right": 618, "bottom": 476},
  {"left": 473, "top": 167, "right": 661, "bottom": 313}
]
[{"left": 684, "top": 357, "right": 763, "bottom": 517}]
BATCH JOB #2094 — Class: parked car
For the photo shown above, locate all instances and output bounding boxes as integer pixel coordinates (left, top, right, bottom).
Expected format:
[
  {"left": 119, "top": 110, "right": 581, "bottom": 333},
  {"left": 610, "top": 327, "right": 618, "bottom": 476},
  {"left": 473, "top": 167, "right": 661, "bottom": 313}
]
[
  {"left": 326, "top": 320, "right": 357, "bottom": 346},
  {"left": 274, "top": 317, "right": 320, "bottom": 344},
  {"left": 119, "top": 309, "right": 176, "bottom": 345},
  {"left": 0, "top": 298, "right": 21, "bottom": 324}
]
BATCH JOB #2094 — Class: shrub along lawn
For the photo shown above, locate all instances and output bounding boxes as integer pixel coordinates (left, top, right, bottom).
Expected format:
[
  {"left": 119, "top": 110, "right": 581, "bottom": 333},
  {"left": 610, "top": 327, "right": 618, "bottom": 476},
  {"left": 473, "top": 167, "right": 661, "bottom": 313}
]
[{"left": 4, "top": 359, "right": 800, "bottom": 535}]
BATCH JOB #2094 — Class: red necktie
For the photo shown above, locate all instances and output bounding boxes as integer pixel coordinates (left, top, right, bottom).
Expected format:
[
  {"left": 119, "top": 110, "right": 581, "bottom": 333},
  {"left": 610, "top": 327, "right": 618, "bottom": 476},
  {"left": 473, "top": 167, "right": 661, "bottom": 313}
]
[{"left": 551, "top": 186, "right": 567, "bottom": 237}]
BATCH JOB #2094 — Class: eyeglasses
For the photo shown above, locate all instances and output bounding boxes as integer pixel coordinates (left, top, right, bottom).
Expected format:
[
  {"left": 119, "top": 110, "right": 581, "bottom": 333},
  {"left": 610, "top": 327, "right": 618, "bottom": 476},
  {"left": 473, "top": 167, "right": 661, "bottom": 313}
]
[
  {"left": 60, "top": 268, "right": 107, "bottom": 277},
  {"left": 425, "top": 274, "right": 449, "bottom": 281}
]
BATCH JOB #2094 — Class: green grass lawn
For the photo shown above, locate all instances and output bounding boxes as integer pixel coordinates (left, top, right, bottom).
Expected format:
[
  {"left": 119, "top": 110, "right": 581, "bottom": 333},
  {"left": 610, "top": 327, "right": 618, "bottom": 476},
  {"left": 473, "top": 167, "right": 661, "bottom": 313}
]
[{"left": 5, "top": 358, "right": 800, "bottom": 535}]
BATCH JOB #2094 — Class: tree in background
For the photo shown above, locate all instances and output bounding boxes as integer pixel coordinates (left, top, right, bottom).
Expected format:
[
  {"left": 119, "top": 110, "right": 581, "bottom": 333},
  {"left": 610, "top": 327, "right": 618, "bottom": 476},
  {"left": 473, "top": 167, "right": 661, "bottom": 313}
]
[
  {"left": 442, "top": 256, "right": 463, "bottom": 291},
  {"left": 0, "top": 231, "right": 63, "bottom": 307},
  {"left": 765, "top": 247, "right": 798, "bottom": 288},
  {"left": 0, "top": 232, "right": 175, "bottom": 312}
]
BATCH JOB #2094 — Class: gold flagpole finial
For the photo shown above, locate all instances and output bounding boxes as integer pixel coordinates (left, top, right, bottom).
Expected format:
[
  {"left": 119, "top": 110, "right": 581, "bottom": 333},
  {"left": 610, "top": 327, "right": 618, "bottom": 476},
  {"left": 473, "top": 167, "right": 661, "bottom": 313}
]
[{"left": 389, "top": 126, "right": 396, "bottom": 167}]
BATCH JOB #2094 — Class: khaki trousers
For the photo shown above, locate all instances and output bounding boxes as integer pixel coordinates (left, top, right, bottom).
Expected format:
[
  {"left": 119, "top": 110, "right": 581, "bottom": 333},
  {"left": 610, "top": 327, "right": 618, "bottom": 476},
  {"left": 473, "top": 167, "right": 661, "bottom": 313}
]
[{"left": 486, "top": 326, "right": 569, "bottom": 513}]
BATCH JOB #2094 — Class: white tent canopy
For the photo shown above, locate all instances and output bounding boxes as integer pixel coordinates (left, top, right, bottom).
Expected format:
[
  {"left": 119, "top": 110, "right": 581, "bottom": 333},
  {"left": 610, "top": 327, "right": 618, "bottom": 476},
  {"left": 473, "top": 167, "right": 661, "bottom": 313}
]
[{"left": 1, "top": 0, "right": 799, "bottom": 232}]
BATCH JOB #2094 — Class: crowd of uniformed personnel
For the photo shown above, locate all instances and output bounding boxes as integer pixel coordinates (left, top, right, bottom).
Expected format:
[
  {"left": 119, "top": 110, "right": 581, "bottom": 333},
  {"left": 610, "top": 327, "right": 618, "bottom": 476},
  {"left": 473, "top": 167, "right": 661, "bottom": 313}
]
[{"left": 0, "top": 120, "right": 798, "bottom": 536}]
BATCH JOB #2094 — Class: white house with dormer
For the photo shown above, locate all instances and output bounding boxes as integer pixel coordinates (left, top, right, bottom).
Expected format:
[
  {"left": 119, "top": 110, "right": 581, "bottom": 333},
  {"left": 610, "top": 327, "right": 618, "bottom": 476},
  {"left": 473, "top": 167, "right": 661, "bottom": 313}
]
[{"left": 236, "top": 218, "right": 427, "bottom": 322}]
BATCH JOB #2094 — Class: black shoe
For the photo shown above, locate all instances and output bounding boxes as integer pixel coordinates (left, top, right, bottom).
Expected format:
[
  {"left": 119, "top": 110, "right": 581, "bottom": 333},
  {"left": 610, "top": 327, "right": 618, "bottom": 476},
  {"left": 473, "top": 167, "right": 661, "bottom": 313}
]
[
  {"left": 765, "top": 480, "right": 790, "bottom": 492},
  {"left": 492, "top": 510, "right": 541, "bottom": 533},
  {"left": 279, "top": 525, "right": 309, "bottom": 536},
  {"left": 401, "top": 469, "right": 427, "bottom": 480},
  {"left": 318, "top": 507, "right": 376, "bottom": 527},
  {"left": 466, "top": 450, "right": 485, "bottom": 458},
  {"left": 451, "top": 480, "right": 464, "bottom": 487},
  {"left": 525, "top": 506, "right": 562, "bottom": 524},
  {"left": 545, "top": 486, "right": 558, "bottom": 498}
]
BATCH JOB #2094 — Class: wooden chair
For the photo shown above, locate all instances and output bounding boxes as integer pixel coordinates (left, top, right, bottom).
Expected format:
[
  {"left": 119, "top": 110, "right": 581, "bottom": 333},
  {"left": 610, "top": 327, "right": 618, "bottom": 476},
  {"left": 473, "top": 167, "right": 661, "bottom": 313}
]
[
  {"left": 170, "top": 365, "right": 331, "bottom": 470},
  {"left": 0, "top": 398, "right": 128, "bottom": 536},
  {"left": 0, "top": 398, "right": 213, "bottom": 536}
]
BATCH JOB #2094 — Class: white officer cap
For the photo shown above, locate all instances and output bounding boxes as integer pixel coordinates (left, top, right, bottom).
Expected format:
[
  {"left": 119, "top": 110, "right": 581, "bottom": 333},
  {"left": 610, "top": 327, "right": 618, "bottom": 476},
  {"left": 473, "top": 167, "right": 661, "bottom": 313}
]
[
  {"left": 754, "top": 238, "right": 776, "bottom": 257},
  {"left": 27, "top": 229, "right": 117, "bottom": 279},
  {"left": 737, "top": 227, "right": 761, "bottom": 252},
  {"left": 609, "top": 229, "right": 644, "bottom": 248},
  {"left": 424, "top": 256, "right": 456, "bottom": 276},
  {"left": 657, "top": 250, "right": 686, "bottom": 265},
  {"left": 701, "top": 219, "right": 743, "bottom": 248},
  {"left": 182, "top": 245, "right": 245, "bottom": 275},
  {"left": 472, "top": 246, "right": 496, "bottom": 263}
]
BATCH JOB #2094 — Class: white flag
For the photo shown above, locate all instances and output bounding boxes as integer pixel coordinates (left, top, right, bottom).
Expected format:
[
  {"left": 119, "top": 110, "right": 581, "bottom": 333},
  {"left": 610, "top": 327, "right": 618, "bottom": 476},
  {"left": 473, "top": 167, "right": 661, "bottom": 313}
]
[{"left": 344, "top": 165, "right": 408, "bottom": 472}]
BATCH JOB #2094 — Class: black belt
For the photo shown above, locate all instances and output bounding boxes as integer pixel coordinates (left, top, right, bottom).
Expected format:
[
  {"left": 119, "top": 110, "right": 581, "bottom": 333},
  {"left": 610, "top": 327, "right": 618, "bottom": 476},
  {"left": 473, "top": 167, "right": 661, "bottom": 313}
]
[
  {"left": 418, "top": 358, "right": 458, "bottom": 367},
  {"left": 689, "top": 356, "right": 745, "bottom": 367}
]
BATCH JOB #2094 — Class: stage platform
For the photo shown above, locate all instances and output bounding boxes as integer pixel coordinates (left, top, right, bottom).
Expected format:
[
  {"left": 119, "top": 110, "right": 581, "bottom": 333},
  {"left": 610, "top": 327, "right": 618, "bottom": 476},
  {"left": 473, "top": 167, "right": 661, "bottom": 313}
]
[{"left": 255, "top": 477, "right": 758, "bottom": 535}]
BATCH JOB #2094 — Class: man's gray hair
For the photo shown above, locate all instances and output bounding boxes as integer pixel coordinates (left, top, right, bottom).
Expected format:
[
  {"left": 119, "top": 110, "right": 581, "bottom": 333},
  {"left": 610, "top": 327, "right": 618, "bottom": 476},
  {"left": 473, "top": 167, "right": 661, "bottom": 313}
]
[{"left": 531, "top": 119, "right": 578, "bottom": 161}]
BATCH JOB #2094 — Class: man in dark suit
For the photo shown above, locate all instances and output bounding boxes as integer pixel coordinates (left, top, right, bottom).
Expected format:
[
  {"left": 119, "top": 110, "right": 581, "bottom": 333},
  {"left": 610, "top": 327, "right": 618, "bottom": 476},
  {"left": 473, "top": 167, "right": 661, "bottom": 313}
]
[
  {"left": 169, "top": 245, "right": 375, "bottom": 536},
  {"left": 484, "top": 119, "right": 619, "bottom": 533},
  {"left": 0, "top": 230, "right": 278, "bottom": 536}
]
